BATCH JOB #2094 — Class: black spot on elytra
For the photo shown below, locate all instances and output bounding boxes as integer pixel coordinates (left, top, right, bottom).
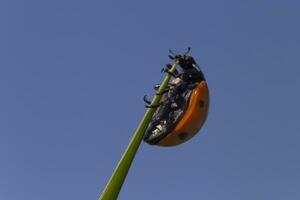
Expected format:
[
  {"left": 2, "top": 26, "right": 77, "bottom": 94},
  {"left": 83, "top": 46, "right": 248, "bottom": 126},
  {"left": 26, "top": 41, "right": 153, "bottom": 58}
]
[
  {"left": 178, "top": 132, "right": 188, "bottom": 140},
  {"left": 199, "top": 100, "right": 205, "bottom": 108}
]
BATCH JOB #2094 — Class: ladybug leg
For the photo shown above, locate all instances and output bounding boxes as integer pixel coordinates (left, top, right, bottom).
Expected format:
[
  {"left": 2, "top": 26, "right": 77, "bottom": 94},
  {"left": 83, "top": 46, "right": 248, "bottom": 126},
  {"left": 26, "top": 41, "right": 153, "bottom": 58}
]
[
  {"left": 163, "top": 70, "right": 177, "bottom": 78},
  {"left": 161, "top": 64, "right": 179, "bottom": 78},
  {"left": 161, "top": 64, "right": 172, "bottom": 71},
  {"left": 145, "top": 102, "right": 163, "bottom": 109},
  {"left": 154, "top": 83, "right": 170, "bottom": 95},
  {"left": 143, "top": 95, "right": 162, "bottom": 108},
  {"left": 143, "top": 95, "right": 152, "bottom": 105},
  {"left": 153, "top": 84, "right": 161, "bottom": 91},
  {"left": 156, "top": 88, "right": 169, "bottom": 95}
]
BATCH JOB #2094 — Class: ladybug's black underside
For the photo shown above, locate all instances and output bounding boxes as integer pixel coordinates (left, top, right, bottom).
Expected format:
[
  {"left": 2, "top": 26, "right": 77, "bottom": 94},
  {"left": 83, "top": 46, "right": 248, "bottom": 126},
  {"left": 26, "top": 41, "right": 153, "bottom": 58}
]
[{"left": 143, "top": 88, "right": 193, "bottom": 145}]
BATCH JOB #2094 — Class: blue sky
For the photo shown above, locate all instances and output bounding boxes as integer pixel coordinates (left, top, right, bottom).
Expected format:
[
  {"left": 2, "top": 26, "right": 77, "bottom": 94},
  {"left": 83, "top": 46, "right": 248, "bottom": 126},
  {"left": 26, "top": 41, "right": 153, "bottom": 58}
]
[{"left": 1, "top": 0, "right": 300, "bottom": 199}]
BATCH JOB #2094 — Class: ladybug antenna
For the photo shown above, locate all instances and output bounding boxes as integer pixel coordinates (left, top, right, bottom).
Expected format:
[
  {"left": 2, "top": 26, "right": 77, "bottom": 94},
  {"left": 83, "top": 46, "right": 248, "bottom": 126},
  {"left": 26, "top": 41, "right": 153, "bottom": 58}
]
[
  {"left": 169, "top": 49, "right": 176, "bottom": 56},
  {"left": 184, "top": 47, "right": 191, "bottom": 56},
  {"left": 168, "top": 55, "right": 175, "bottom": 60},
  {"left": 169, "top": 48, "right": 191, "bottom": 60},
  {"left": 168, "top": 49, "right": 177, "bottom": 60}
]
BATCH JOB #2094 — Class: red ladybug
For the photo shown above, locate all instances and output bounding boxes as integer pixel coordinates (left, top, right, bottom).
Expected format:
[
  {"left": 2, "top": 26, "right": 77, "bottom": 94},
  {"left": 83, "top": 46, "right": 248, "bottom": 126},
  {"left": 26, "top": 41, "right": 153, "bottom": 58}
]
[{"left": 144, "top": 48, "right": 209, "bottom": 146}]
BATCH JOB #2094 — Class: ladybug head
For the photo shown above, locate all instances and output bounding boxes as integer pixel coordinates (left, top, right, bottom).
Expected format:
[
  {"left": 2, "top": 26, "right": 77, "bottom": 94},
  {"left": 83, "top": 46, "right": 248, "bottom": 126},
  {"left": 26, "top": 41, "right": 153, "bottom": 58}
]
[{"left": 168, "top": 48, "right": 192, "bottom": 69}]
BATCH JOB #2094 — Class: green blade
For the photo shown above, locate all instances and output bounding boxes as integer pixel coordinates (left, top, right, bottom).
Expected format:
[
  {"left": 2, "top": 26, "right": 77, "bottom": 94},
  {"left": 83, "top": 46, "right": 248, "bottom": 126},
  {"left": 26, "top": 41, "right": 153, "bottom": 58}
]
[{"left": 99, "top": 62, "right": 178, "bottom": 200}]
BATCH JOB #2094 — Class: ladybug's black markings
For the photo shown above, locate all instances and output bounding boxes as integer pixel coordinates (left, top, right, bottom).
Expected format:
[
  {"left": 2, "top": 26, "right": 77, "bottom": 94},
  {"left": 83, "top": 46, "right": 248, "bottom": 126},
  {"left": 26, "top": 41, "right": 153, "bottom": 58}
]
[
  {"left": 178, "top": 132, "right": 188, "bottom": 140},
  {"left": 199, "top": 100, "right": 205, "bottom": 108}
]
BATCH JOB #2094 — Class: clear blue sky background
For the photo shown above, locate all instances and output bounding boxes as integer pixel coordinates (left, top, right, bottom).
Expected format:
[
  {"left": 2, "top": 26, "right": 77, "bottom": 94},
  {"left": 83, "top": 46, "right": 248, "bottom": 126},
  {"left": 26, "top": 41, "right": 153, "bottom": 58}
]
[{"left": 1, "top": 0, "right": 300, "bottom": 200}]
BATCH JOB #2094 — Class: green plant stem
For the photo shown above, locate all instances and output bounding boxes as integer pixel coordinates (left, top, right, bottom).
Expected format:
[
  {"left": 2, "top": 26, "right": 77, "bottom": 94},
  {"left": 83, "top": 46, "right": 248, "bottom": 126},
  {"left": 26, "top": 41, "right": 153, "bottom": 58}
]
[{"left": 99, "top": 62, "right": 178, "bottom": 200}]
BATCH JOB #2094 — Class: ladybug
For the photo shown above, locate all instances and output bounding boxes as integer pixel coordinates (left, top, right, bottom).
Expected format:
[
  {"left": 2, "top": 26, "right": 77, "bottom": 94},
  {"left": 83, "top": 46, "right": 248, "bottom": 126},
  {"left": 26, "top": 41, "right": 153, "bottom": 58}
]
[{"left": 143, "top": 48, "right": 209, "bottom": 146}]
